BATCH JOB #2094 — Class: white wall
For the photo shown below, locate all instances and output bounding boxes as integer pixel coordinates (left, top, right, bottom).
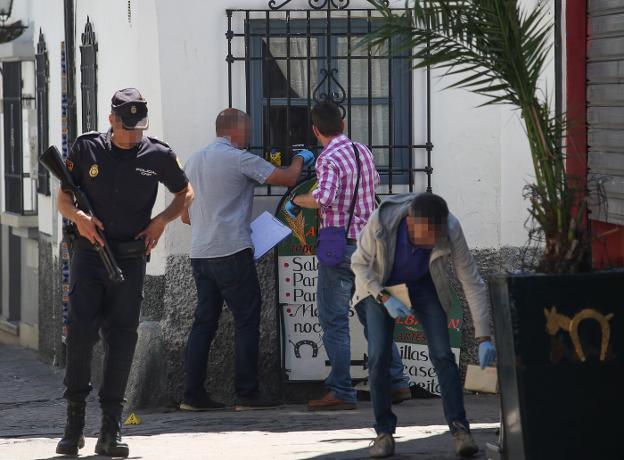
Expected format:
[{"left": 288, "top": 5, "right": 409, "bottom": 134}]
[
  {"left": 25, "top": 0, "right": 64, "bottom": 239},
  {"left": 24, "top": 0, "right": 551, "bottom": 266},
  {"left": 72, "top": 0, "right": 169, "bottom": 275}
]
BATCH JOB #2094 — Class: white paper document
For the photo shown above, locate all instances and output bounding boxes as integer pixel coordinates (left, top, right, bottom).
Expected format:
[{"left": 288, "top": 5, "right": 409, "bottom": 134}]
[{"left": 251, "top": 211, "right": 292, "bottom": 261}]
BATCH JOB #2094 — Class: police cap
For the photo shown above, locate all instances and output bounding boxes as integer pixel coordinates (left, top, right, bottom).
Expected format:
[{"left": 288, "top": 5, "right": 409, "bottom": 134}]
[{"left": 111, "top": 88, "right": 149, "bottom": 130}]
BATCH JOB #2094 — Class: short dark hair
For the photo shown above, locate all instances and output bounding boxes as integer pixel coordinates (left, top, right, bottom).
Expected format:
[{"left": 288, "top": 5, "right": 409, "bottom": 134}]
[
  {"left": 311, "top": 101, "right": 343, "bottom": 136},
  {"left": 409, "top": 193, "right": 449, "bottom": 225},
  {"left": 216, "top": 108, "right": 249, "bottom": 136}
]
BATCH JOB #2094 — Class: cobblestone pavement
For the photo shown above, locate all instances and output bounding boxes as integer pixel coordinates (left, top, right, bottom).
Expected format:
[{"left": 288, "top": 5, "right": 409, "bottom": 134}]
[{"left": 0, "top": 344, "right": 500, "bottom": 460}]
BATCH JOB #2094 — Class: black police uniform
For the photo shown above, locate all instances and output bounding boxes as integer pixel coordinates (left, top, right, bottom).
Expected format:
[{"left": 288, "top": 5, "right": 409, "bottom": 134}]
[{"left": 63, "top": 129, "right": 188, "bottom": 418}]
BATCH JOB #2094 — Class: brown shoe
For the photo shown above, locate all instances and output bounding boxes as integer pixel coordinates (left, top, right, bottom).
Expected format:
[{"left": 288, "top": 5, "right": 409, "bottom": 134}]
[
  {"left": 307, "top": 392, "right": 356, "bottom": 411},
  {"left": 391, "top": 386, "right": 412, "bottom": 404}
]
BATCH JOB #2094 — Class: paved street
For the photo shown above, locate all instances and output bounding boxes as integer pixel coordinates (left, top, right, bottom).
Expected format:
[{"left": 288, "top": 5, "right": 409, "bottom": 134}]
[{"left": 0, "top": 344, "right": 500, "bottom": 459}]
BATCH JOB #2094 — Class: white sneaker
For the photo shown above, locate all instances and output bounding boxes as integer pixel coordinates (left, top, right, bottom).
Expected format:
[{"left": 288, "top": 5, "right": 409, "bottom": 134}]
[{"left": 369, "top": 433, "right": 395, "bottom": 458}]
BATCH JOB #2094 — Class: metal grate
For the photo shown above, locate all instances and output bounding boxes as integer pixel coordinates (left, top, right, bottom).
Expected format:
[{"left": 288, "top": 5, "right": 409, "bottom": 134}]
[
  {"left": 36, "top": 28, "right": 51, "bottom": 196},
  {"left": 226, "top": 0, "right": 433, "bottom": 196},
  {"left": 80, "top": 16, "right": 98, "bottom": 133}
]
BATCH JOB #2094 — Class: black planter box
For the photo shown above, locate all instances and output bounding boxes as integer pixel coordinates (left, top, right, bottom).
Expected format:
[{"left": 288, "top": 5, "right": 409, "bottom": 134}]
[{"left": 490, "top": 270, "right": 624, "bottom": 460}]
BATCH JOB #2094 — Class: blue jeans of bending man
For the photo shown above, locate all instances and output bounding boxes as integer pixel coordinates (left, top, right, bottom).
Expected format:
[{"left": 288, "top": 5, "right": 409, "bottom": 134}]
[
  {"left": 184, "top": 249, "right": 261, "bottom": 401},
  {"left": 356, "top": 292, "right": 468, "bottom": 434},
  {"left": 317, "top": 244, "right": 409, "bottom": 403}
]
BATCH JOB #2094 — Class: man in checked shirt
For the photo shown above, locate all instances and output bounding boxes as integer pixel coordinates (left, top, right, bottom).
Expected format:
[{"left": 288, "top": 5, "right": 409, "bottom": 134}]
[{"left": 288, "top": 101, "right": 411, "bottom": 410}]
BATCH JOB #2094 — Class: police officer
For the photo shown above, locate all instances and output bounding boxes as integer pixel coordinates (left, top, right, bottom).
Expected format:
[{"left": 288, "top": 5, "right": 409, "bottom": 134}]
[{"left": 55, "top": 88, "right": 194, "bottom": 457}]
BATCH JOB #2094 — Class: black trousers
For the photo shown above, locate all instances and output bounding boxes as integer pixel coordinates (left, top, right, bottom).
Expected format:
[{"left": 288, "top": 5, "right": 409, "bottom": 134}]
[{"left": 63, "top": 248, "right": 146, "bottom": 418}]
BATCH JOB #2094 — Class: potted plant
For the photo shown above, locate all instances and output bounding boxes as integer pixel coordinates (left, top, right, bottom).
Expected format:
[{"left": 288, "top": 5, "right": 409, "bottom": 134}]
[{"left": 363, "top": 1, "right": 622, "bottom": 459}]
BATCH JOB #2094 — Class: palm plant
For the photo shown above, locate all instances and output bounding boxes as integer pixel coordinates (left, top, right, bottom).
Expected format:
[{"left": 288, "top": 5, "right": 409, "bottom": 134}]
[{"left": 363, "top": 0, "right": 590, "bottom": 273}]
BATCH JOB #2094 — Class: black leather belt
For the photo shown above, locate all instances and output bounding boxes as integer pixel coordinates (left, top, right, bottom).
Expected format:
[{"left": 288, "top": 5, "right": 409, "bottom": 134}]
[
  {"left": 347, "top": 238, "right": 358, "bottom": 245},
  {"left": 72, "top": 237, "right": 146, "bottom": 260}
]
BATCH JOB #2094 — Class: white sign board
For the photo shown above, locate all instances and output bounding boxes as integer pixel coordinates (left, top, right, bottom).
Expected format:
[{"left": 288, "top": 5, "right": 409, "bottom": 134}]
[{"left": 279, "top": 255, "right": 369, "bottom": 381}]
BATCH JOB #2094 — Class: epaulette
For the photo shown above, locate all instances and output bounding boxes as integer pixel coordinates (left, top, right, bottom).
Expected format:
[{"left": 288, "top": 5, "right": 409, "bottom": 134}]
[
  {"left": 147, "top": 136, "right": 171, "bottom": 148},
  {"left": 77, "top": 131, "right": 100, "bottom": 138}
]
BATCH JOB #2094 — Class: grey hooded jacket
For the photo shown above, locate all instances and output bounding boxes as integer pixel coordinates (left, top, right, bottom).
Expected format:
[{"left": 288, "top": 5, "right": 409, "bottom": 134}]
[{"left": 350, "top": 194, "right": 492, "bottom": 338}]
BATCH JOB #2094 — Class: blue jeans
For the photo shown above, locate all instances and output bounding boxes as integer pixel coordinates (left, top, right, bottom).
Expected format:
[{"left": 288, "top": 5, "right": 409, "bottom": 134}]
[
  {"left": 357, "top": 293, "right": 468, "bottom": 434},
  {"left": 184, "top": 249, "right": 261, "bottom": 401},
  {"left": 317, "top": 245, "right": 408, "bottom": 403},
  {"left": 356, "top": 308, "right": 411, "bottom": 392}
]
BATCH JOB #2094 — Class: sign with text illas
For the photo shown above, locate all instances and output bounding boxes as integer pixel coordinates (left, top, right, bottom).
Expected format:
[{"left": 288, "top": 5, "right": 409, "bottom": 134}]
[{"left": 276, "top": 179, "right": 462, "bottom": 395}]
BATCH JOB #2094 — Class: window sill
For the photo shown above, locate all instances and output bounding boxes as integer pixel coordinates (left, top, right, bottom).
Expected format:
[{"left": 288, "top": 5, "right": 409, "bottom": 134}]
[{"left": 1, "top": 212, "right": 38, "bottom": 229}]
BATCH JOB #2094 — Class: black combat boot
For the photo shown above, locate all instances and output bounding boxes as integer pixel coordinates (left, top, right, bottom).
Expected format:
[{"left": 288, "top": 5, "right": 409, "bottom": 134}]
[
  {"left": 95, "top": 414, "right": 129, "bottom": 457},
  {"left": 56, "top": 400, "right": 86, "bottom": 456}
]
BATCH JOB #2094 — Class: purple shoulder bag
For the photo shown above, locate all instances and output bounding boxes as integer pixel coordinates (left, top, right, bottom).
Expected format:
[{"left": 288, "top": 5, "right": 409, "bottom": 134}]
[{"left": 316, "top": 142, "right": 362, "bottom": 267}]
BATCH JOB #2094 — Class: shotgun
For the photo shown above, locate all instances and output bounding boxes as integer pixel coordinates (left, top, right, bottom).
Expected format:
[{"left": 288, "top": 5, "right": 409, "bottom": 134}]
[{"left": 39, "top": 145, "right": 125, "bottom": 283}]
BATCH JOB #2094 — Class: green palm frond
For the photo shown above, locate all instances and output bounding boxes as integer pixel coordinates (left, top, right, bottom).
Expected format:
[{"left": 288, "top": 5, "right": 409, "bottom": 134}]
[
  {"left": 361, "top": 0, "right": 551, "bottom": 107},
  {"left": 363, "top": 0, "right": 590, "bottom": 273}
]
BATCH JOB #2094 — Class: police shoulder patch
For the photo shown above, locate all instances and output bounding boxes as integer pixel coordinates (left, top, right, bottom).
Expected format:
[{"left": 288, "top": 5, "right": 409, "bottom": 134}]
[{"left": 146, "top": 136, "right": 171, "bottom": 149}]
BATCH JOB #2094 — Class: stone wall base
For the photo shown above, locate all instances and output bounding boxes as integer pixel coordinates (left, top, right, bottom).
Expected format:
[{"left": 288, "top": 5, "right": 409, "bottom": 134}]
[{"left": 42, "top": 246, "right": 532, "bottom": 410}]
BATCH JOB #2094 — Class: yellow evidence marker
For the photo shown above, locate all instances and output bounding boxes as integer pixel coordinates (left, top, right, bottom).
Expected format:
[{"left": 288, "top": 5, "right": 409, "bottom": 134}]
[{"left": 123, "top": 412, "right": 142, "bottom": 426}]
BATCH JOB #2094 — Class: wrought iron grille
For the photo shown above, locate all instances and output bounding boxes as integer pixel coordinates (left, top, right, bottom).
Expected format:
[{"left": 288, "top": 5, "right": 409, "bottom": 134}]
[
  {"left": 36, "top": 29, "right": 50, "bottom": 196},
  {"left": 226, "top": 1, "right": 433, "bottom": 196},
  {"left": 80, "top": 17, "right": 98, "bottom": 133}
]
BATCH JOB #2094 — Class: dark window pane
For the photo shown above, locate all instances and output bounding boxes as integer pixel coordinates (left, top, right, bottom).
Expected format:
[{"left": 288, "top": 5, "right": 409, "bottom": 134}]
[
  {"left": 263, "top": 38, "right": 318, "bottom": 99},
  {"left": 3, "top": 61, "right": 23, "bottom": 213},
  {"left": 263, "top": 105, "right": 318, "bottom": 162}
]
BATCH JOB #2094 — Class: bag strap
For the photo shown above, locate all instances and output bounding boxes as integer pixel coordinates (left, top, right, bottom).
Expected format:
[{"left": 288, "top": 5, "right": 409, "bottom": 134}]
[{"left": 345, "top": 142, "right": 362, "bottom": 236}]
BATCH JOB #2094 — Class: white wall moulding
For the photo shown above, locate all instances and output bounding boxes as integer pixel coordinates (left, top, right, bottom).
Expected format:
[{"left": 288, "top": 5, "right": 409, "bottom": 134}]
[{"left": 0, "top": 212, "right": 38, "bottom": 229}]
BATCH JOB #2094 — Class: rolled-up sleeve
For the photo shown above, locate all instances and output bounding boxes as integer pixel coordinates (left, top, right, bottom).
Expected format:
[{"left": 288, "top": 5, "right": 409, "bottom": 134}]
[
  {"left": 312, "top": 156, "right": 340, "bottom": 208},
  {"left": 240, "top": 151, "right": 276, "bottom": 184}
]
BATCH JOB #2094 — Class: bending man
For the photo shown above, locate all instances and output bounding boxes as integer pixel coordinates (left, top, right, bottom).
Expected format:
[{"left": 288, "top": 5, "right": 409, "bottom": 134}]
[{"left": 351, "top": 193, "right": 496, "bottom": 458}]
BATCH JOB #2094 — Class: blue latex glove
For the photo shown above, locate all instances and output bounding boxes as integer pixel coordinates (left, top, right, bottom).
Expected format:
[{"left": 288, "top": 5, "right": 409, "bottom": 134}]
[
  {"left": 284, "top": 200, "right": 301, "bottom": 219},
  {"left": 294, "top": 149, "right": 316, "bottom": 168},
  {"left": 383, "top": 296, "right": 412, "bottom": 319},
  {"left": 478, "top": 341, "right": 496, "bottom": 368}
]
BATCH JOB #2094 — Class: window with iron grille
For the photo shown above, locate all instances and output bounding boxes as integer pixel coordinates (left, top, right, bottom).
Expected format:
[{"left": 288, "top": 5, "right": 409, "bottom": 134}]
[
  {"left": 80, "top": 17, "right": 98, "bottom": 133},
  {"left": 3, "top": 61, "right": 37, "bottom": 215},
  {"left": 36, "top": 29, "right": 50, "bottom": 196},
  {"left": 226, "top": 1, "right": 433, "bottom": 196}
]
